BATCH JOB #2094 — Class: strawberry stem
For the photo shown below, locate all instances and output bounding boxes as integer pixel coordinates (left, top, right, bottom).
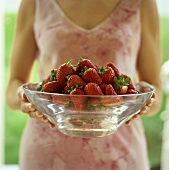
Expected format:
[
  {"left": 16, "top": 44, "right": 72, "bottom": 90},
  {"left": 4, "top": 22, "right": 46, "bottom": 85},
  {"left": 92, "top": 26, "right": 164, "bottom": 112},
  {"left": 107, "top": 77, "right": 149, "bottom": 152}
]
[
  {"left": 49, "top": 69, "right": 57, "bottom": 81},
  {"left": 98, "top": 66, "right": 107, "bottom": 75},
  {"left": 79, "top": 66, "right": 88, "bottom": 76},
  {"left": 113, "top": 74, "right": 131, "bottom": 91}
]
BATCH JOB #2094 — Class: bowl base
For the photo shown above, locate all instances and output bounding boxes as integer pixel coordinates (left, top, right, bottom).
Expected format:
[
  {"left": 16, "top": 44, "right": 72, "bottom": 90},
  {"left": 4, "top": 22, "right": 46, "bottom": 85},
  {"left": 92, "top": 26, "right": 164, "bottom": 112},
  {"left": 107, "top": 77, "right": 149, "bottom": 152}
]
[{"left": 59, "top": 127, "right": 118, "bottom": 138}]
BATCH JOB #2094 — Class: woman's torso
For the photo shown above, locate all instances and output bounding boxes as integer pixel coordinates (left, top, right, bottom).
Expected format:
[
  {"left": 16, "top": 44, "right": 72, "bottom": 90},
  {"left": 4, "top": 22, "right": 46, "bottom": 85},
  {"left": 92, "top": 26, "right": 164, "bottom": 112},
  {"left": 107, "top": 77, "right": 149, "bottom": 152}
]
[
  {"left": 34, "top": 0, "right": 141, "bottom": 80},
  {"left": 19, "top": 0, "right": 150, "bottom": 169}
]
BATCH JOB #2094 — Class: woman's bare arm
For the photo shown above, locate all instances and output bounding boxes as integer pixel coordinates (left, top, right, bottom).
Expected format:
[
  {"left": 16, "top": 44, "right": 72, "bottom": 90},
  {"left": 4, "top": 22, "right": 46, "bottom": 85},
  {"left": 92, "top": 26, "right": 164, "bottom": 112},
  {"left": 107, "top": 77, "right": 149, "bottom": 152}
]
[
  {"left": 137, "top": 0, "right": 162, "bottom": 116},
  {"left": 6, "top": 0, "right": 37, "bottom": 110}
]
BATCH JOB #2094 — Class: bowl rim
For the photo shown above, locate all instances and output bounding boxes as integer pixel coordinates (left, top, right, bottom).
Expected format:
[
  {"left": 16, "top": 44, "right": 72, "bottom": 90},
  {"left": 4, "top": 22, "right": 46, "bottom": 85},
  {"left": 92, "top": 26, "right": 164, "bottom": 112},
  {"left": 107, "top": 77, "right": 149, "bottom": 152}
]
[{"left": 22, "top": 82, "right": 154, "bottom": 98}]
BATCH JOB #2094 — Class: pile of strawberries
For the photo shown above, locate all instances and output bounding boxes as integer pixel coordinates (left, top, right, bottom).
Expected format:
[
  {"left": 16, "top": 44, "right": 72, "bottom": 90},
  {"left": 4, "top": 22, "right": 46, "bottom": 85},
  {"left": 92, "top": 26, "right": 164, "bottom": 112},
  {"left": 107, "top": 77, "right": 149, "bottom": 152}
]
[{"left": 37, "top": 58, "right": 138, "bottom": 111}]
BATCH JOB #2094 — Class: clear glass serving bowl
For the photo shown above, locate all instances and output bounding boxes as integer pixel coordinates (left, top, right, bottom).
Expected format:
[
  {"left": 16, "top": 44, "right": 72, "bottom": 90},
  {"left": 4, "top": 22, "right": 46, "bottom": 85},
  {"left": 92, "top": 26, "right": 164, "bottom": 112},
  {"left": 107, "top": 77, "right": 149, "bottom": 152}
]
[{"left": 23, "top": 82, "right": 154, "bottom": 138}]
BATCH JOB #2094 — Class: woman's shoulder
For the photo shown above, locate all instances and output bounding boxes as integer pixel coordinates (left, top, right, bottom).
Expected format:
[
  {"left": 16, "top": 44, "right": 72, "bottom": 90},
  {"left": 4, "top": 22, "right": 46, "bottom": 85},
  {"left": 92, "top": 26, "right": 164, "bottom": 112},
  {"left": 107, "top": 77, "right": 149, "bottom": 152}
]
[
  {"left": 141, "top": 0, "right": 158, "bottom": 11},
  {"left": 141, "top": 0, "right": 159, "bottom": 22},
  {"left": 18, "top": 0, "right": 36, "bottom": 17},
  {"left": 16, "top": 0, "right": 36, "bottom": 28}
]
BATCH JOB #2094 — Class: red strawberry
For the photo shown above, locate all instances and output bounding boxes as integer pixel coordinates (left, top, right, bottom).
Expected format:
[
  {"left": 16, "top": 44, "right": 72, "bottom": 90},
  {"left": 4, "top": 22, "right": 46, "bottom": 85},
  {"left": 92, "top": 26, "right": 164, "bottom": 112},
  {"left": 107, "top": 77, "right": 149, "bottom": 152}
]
[
  {"left": 105, "top": 84, "right": 117, "bottom": 95},
  {"left": 70, "top": 88, "right": 86, "bottom": 111},
  {"left": 81, "top": 67, "right": 102, "bottom": 84},
  {"left": 44, "top": 69, "right": 57, "bottom": 83},
  {"left": 77, "top": 57, "right": 97, "bottom": 70},
  {"left": 99, "top": 83, "right": 108, "bottom": 94},
  {"left": 125, "top": 89, "right": 139, "bottom": 102},
  {"left": 123, "top": 74, "right": 136, "bottom": 90},
  {"left": 43, "top": 81, "right": 63, "bottom": 93},
  {"left": 67, "top": 74, "right": 86, "bottom": 88},
  {"left": 63, "top": 85, "right": 71, "bottom": 94},
  {"left": 115, "top": 85, "right": 128, "bottom": 95},
  {"left": 94, "top": 64, "right": 100, "bottom": 72},
  {"left": 98, "top": 66, "right": 115, "bottom": 84},
  {"left": 89, "top": 98, "right": 101, "bottom": 106},
  {"left": 113, "top": 74, "right": 131, "bottom": 94},
  {"left": 56, "top": 60, "right": 75, "bottom": 85},
  {"left": 106, "top": 62, "right": 120, "bottom": 77},
  {"left": 127, "top": 89, "right": 139, "bottom": 94},
  {"left": 101, "top": 96, "right": 124, "bottom": 107},
  {"left": 118, "top": 86, "right": 128, "bottom": 95},
  {"left": 84, "top": 83, "right": 104, "bottom": 95},
  {"left": 43, "top": 76, "right": 50, "bottom": 84},
  {"left": 37, "top": 69, "right": 58, "bottom": 91},
  {"left": 51, "top": 94, "right": 70, "bottom": 105}
]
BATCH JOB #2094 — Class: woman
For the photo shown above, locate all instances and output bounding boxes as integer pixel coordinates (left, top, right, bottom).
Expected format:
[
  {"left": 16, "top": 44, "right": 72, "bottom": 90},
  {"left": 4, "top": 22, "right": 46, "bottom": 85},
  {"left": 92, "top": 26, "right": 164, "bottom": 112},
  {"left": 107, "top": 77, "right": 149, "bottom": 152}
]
[{"left": 6, "top": 0, "right": 162, "bottom": 169}]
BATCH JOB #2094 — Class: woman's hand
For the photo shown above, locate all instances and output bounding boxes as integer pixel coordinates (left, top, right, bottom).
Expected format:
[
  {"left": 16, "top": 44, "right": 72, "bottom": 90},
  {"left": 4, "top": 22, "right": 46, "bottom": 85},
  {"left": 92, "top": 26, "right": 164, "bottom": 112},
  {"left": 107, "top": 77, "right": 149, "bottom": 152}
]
[
  {"left": 17, "top": 86, "right": 55, "bottom": 128},
  {"left": 125, "top": 82, "right": 156, "bottom": 124}
]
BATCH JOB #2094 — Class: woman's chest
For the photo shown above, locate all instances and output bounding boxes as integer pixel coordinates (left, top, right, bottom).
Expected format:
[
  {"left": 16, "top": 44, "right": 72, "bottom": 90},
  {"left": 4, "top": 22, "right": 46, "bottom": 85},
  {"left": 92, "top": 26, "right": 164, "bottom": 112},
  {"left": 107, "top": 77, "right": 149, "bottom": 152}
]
[{"left": 55, "top": 0, "right": 121, "bottom": 30}]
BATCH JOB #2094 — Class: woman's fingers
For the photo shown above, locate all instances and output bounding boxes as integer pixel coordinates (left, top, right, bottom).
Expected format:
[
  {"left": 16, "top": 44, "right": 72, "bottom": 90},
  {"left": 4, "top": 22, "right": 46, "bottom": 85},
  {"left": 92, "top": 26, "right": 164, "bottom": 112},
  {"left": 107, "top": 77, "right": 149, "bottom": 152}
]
[
  {"left": 21, "top": 102, "right": 36, "bottom": 113},
  {"left": 28, "top": 110, "right": 42, "bottom": 118},
  {"left": 40, "top": 115, "right": 48, "bottom": 122},
  {"left": 23, "top": 93, "right": 29, "bottom": 102},
  {"left": 28, "top": 111, "right": 56, "bottom": 128},
  {"left": 35, "top": 111, "right": 43, "bottom": 118},
  {"left": 40, "top": 115, "right": 55, "bottom": 128},
  {"left": 140, "top": 105, "right": 150, "bottom": 115},
  {"left": 146, "top": 98, "right": 155, "bottom": 107},
  {"left": 48, "top": 121, "right": 55, "bottom": 128},
  {"left": 125, "top": 113, "right": 141, "bottom": 125},
  {"left": 17, "top": 86, "right": 55, "bottom": 128},
  {"left": 17, "top": 86, "right": 29, "bottom": 102},
  {"left": 139, "top": 97, "right": 155, "bottom": 115},
  {"left": 28, "top": 111, "right": 38, "bottom": 118}
]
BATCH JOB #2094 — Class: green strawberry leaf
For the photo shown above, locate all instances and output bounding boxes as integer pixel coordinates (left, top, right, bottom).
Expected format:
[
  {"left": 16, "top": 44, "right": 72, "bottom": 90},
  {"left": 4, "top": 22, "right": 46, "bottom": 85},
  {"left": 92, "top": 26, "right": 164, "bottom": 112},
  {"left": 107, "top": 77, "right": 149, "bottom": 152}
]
[
  {"left": 49, "top": 69, "right": 57, "bottom": 81},
  {"left": 37, "top": 81, "right": 44, "bottom": 91},
  {"left": 66, "top": 75, "right": 71, "bottom": 81},
  {"left": 114, "top": 83, "right": 120, "bottom": 90},
  {"left": 119, "top": 74, "right": 124, "bottom": 81},
  {"left": 98, "top": 66, "right": 107, "bottom": 75},
  {"left": 124, "top": 77, "right": 131, "bottom": 85},
  {"left": 113, "top": 74, "right": 131, "bottom": 87},
  {"left": 79, "top": 66, "right": 88, "bottom": 76},
  {"left": 114, "top": 76, "right": 118, "bottom": 82}
]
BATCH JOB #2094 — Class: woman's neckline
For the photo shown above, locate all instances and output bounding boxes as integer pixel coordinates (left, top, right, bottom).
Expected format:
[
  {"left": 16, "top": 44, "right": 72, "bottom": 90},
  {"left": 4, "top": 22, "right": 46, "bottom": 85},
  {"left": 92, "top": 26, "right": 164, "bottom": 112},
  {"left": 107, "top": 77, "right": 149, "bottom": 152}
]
[{"left": 51, "top": 0, "right": 121, "bottom": 32}]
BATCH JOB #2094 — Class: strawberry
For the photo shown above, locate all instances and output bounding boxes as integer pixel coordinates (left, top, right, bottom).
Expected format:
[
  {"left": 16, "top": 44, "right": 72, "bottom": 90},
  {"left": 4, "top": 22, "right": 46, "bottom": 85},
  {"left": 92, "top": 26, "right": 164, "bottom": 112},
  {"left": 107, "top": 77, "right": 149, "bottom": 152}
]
[
  {"left": 101, "top": 96, "right": 123, "bottom": 107},
  {"left": 117, "top": 86, "right": 128, "bottom": 95},
  {"left": 43, "top": 81, "right": 63, "bottom": 93},
  {"left": 105, "top": 84, "right": 117, "bottom": 95},
  {"left": 125, "top": 89, "right": 139, "bottom": 102},
  {"left": 123, "top": 74, "right": 136, "bottom": 90},
  {"left": 66, "top": 74, "right": 86, "bottom": 88},
  {"left": 37, "top": 81, "right": 45, "bottom": 91},
  {"left": 44, "top": 69, "right": 58, "bottom": 83},
  {"left": 77, "top": 57, "right": 97, "bottom": 71},
  {"left": 80, "top": 67, "right": 102, "bottom": 84},
  {"left": 56, "top": 60, "right": 75, "bottom": 85},
  {"left": 51, "top": 94, "right": 70, "bottom": 106},
  {"left": 70, "top": 88, "right": 86, "bottom": 111},
  {"left": 43, "top": 76, "right": 50, "bottom": 84},
  {"left": 99, "top": 83, "right": 108, "bottom": 94},
  {"left": 113, "top": 74, "right": 131, "bottom": 94},
  {"left": 127, "top": 89, "right": 139, "bottom": 94},
  {"left": 98, "top": 66, "right": 115, "bottom": 84},
  {"left": 89, "top": 98, "right": 101, "bottom": 106},
  {"left": 94, "top": 64, "right": 100, "bottom": 72},
  {"left": 63, "top": 85, "right": 71, "bottom": 94},
  {"left": 37, "top": 69, "right": 58, "bottom": 91},
  {"left": 84, "top": 83, "right": 104, "bottom": 95},
  {"left": 106, "top": 62, "right": 120, "bottom": 77}
]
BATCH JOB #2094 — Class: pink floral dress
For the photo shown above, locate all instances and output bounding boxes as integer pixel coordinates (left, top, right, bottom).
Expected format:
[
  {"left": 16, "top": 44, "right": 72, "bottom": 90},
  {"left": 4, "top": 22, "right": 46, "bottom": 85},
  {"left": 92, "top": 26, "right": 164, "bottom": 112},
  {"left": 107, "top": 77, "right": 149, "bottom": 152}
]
[{"left": 19, "top": 0, "right": 150, "bottom": 169}]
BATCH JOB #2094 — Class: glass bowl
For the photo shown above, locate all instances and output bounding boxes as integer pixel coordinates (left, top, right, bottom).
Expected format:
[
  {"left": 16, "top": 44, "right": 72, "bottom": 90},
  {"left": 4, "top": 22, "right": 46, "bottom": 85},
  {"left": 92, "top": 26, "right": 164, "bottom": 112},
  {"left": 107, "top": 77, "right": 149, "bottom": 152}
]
[{"left": 22, "top": 82, "right": 154, "bottom": 138}]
